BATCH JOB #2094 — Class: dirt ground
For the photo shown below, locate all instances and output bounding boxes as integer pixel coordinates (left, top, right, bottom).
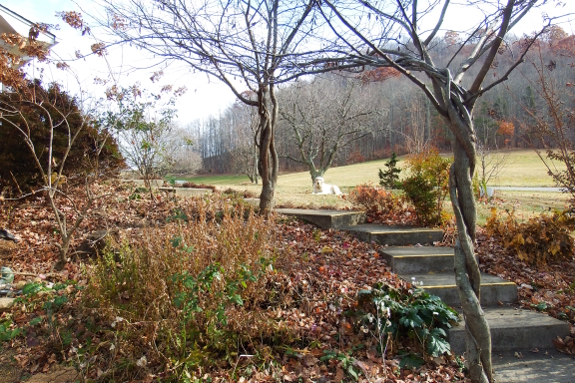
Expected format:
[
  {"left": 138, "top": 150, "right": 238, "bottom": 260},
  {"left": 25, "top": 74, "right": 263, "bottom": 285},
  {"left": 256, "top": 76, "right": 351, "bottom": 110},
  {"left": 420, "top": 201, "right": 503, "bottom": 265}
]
[
  {"left": 0, "top": 348, "right": 22, "bottom": 383},
  {"left": 0, "top": 347, "right": 79, "bottom": 383}
]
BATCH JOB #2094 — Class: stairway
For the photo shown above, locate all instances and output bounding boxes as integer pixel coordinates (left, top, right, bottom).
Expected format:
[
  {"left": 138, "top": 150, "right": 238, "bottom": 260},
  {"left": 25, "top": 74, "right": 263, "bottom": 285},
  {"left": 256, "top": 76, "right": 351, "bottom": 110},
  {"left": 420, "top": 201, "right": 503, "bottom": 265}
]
[
  {"left": 379, "top": 246, "right": 568, "bottom": 353},
  {"left": 277, "top": 209, "right": 570, "bottom": 356}
]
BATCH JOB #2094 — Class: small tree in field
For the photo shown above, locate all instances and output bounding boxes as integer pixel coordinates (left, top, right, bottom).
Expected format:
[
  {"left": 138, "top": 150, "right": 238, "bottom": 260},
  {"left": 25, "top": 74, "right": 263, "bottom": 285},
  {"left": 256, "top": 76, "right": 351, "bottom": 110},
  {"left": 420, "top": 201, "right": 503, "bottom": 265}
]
[
  {"left": 476, "top": 142, "right": 509, "bottom": 197},
  {"left": 278, "top": 75, "right": 375, "bottom": 182},
  {"left": 521, "top": 43, "right": 575, "bottom": 206},
  {"left": 379, "top": 152, "right": 401, "bottom": 189}
]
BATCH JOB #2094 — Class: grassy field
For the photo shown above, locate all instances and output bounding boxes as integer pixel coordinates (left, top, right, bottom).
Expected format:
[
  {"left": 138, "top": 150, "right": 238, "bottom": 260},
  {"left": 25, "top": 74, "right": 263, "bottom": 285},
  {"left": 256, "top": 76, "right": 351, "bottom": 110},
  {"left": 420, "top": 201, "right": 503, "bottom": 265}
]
[
  {"left": 177, "top": 149, "right": 571, "bottom": 223},
  {"left": 489, "top": 150, "right": 564, "bottom": 187}
]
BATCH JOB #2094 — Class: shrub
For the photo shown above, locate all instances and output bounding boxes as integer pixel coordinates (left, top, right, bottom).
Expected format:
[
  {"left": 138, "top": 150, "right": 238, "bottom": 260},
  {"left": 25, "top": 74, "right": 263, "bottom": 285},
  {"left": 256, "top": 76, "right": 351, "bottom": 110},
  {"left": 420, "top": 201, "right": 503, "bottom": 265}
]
[
  {"left": 0, "top": 82, "right": 124, "bottom": 191},
  {"left": 348, "top": 183, "right": 415, "bottom": 225},
  {"left": 402, "top": 149, "right": 451, "bottom": 226},
  {"left": 83, "top": 195, "right": 283, "bottom": 378},
  {"left": 485, "top": 208, "right": 575, "bottom": 265},
  {"left": 356, "top": 283, "right": 459, "bottom": 359},
  {"left": 379, "top": 152, "right": 402, "bottom": 189}
]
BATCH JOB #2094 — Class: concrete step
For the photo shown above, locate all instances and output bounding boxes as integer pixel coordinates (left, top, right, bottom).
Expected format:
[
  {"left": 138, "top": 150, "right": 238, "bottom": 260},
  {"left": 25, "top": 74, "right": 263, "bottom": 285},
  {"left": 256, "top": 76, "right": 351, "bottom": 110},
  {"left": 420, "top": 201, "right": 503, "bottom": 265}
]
[
  {"left": 449, "top": 307, "right": 570, "bottom": 354},
  {"left": 158, "top": 187, "right": 213, "bottom": 197},
  {"left": 343, "top": 224, "right": 443, "bottom": 246},
  {"left": 492, "top": 348, "right": 575, "bottom": 382},
  {"left": 276, "top": 209, "right": 366, "bottom": 230},
  {"left": 401, "top": 272, "right": 517, "bottom": 306},
  {"left": 379, "top": 246, "right": 454, "bottom": 274}
]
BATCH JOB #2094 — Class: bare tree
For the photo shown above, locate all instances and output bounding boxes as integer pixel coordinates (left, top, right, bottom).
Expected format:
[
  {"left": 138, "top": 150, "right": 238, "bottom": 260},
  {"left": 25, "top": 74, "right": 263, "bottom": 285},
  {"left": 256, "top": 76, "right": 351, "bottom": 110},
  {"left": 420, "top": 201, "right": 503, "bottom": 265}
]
[
  {"left": 105, "top": 86, "right": 177, "bottom": 200},
  {"left": 226, "top": 96, "right": 260, "bottom": 183},
  {"left": 278, "top": 75, "right": 376, "bottom": 181},
  {"left": 316, "top": 1, "right": 552, "bottom": 381},
  {"left": 0, "top": 31, "right": 120, "bottom": 271},
  {"left": 95, "top": 0, "right": 328, "bottom": 213},
  {"left": 167, "top": 126, "right": 203, "bottom": 177},
  {"left": 476, "top": 142, "right": 509, "bottom": 197},
  {"left": 402, "top": 93, "right": 433, "bottom": 154}
]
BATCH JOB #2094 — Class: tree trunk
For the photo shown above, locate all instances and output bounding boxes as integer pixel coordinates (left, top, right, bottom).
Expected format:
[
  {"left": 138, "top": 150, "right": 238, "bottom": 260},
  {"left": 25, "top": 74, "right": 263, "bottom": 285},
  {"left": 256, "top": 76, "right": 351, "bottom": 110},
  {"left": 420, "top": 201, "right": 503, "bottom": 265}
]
[
  {"left": 54, "top": 240, "right": 71, "bottom": 271},
  {"left": 257, "top": 88, "right": 279, "bottom": 215},
  {"left": 258, "top": 129, "right": 276, "bottom": 214},
  {"left": 310, "top": 169, "right": 324, "bottom": 182},
  {"left": 448, "top": 120, "right": 493, "bottom": 383},
  {"left": 259, "top": 153, "right": 277, "bottom": 214},
  {"left": 253, "top": 149, "right": 259, "bottom": 184}
]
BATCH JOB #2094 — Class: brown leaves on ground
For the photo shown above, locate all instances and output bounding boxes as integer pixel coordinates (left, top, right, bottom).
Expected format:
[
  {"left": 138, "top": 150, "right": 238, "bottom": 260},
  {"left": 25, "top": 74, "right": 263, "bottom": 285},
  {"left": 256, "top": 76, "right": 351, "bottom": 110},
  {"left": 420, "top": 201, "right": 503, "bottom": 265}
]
[
  {"left": 267, "top": 220, "right": 466, "bottom": 382},
  {"left": 0, "top": 181, "right": 469, "bottom": 382},
  {"left": 2, "top": 181, "right": 182, "bottom": 278},
  {"left": 552, "top": 325, "right": 575, "bottom": 355},
  {"left": 477, "top": 227, "right": 575, "bottom": 323}
]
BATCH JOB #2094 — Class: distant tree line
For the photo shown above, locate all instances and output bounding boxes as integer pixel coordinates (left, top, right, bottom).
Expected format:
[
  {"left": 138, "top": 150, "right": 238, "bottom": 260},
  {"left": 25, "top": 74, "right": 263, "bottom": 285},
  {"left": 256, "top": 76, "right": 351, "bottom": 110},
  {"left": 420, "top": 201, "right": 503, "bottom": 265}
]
[{"left": 187, "top": 29, "right": 575, "bottom": 177}]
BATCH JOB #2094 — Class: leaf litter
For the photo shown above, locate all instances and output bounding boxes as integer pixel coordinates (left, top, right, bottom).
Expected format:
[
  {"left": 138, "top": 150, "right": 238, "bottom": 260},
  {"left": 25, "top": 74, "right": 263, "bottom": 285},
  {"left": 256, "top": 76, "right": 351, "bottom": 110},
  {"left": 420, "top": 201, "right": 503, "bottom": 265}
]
[
  {"left": 475, "top": 227, "right": 575, "bottom": 356},
  {"left": 0, "top": 181, "right": 471, "bottom": 381}
]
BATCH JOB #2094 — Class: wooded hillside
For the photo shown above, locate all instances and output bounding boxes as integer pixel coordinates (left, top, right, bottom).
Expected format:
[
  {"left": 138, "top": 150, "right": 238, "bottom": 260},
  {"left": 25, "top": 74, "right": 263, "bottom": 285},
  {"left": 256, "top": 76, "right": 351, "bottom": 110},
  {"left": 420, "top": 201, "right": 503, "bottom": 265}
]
[{"left": 189, "top": 30, "right": 575, "bottom": 175}]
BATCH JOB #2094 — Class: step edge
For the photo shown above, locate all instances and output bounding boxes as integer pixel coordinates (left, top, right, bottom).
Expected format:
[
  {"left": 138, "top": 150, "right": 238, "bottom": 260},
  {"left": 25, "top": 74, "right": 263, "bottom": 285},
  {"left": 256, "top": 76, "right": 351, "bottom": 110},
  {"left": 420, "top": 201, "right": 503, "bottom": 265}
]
[
  {"left": 354, "top": 229, "right": 443, "bottom": 234},
  {"left": 422, "top": 282, "right": 516, "bottom": 289},
  {"left": 449, "top": 321, "right": 569, "bottom": 330},
  {"left": 387, "top": 254, "right": 454, "bottom": 259},
  {"left": 276, "top": 209, "right": 364, "bottom": 216}
]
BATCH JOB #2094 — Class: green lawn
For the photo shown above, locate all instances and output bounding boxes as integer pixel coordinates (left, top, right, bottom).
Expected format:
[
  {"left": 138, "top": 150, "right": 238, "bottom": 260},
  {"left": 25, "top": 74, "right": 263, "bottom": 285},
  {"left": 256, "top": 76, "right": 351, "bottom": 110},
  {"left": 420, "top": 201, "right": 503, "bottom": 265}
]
[
  {"left": 175, "top": 174, "right": 251, "bottom": 186},
  {"left": 490, "top": 150, "right": 564, "bottom": 187},
  {"left": 176, "top": 149, "right": 570, "bottom": 222},
  {"left": 182, "top": 149, "right": 562, "bottom": 187}
]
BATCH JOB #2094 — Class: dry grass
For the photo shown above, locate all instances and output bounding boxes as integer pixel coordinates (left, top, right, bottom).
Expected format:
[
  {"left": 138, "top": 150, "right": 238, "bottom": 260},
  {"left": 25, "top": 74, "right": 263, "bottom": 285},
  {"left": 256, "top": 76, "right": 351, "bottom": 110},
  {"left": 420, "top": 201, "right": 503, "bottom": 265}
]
[
  {"left": 179, "top": 149, "right": 568, "bottom": 216},
  {"left": 474, "top": 190, "right": 571, "bottom": 225},
  {"left": 491, "top": 149, "right": 565, "bottom": 187},
  {"left": 81, "top": 196, "right": 286, "bottom": 380}
]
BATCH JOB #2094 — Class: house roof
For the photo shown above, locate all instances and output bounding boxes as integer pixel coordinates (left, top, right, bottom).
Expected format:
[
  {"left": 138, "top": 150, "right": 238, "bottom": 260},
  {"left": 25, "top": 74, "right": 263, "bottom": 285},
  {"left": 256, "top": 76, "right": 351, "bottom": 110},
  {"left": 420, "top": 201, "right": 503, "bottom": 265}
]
[{"left": 0, "top": 4, "right": 57, "bottom": 64}]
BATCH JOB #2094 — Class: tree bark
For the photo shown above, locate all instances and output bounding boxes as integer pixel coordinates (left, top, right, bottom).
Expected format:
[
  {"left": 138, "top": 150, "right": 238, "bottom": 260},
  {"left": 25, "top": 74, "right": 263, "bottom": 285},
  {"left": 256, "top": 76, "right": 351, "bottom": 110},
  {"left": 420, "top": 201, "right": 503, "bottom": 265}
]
[
  {"left": 311, "top": 169, "right": 324, "bottom": 182},
  {"left": 448, "top": 121, "right": 493, "bottom": 383},
  {"left": 258, "top": 87, "right": 280, "bottom": 215},
  {"left": 258, "top": 143, "right": 278, "bottom": 214}
]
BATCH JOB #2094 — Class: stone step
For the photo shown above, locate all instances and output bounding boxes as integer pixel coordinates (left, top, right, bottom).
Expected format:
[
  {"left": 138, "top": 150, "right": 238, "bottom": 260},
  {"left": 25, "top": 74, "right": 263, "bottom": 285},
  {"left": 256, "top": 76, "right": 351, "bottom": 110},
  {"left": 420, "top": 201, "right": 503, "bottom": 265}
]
[
  {"left": 449, "top": 307, "right": 570, "bottom": 354},
  {"left": 400, "top": 272, "right": 518, "bottom": 306},
  {"left": 343, "top": 224, "right": 443, "bottom": 246},
  {"left": 492, "top": 348, "right": 575, "bottom": 383},
  {"left": 379, "top": 246, "right": 454, "bottom": 273},
  {"left": 276, "top": 209, "right": 366, "bottom": 230},
  {"left": 159, "top": 187, "right": 212, "bottom": 197}
]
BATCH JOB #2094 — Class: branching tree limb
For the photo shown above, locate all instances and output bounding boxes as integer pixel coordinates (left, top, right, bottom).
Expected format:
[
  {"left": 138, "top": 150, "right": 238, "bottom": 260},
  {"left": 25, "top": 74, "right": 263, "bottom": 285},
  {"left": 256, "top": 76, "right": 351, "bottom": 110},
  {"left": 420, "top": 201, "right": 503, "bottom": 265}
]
[
  {"left": 278, "top": 74, "right": 376, "bottom": 181},
  {"left": 94, "top": 0, "right": 336, "bottom": 213},
  {"left": 315, "top": 1, "right": 550, "bottom": 381}
]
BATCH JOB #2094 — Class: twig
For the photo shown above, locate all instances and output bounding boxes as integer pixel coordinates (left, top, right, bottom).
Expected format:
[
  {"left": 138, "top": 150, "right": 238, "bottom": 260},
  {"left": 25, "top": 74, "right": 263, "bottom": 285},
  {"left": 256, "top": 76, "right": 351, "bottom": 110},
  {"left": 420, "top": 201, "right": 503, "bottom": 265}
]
[
  {"left": 12, "top": 271, "right": 62, "bottom": 278},
  {"left": 9, "top": 171, "right": 23, "bottom": 196}
]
